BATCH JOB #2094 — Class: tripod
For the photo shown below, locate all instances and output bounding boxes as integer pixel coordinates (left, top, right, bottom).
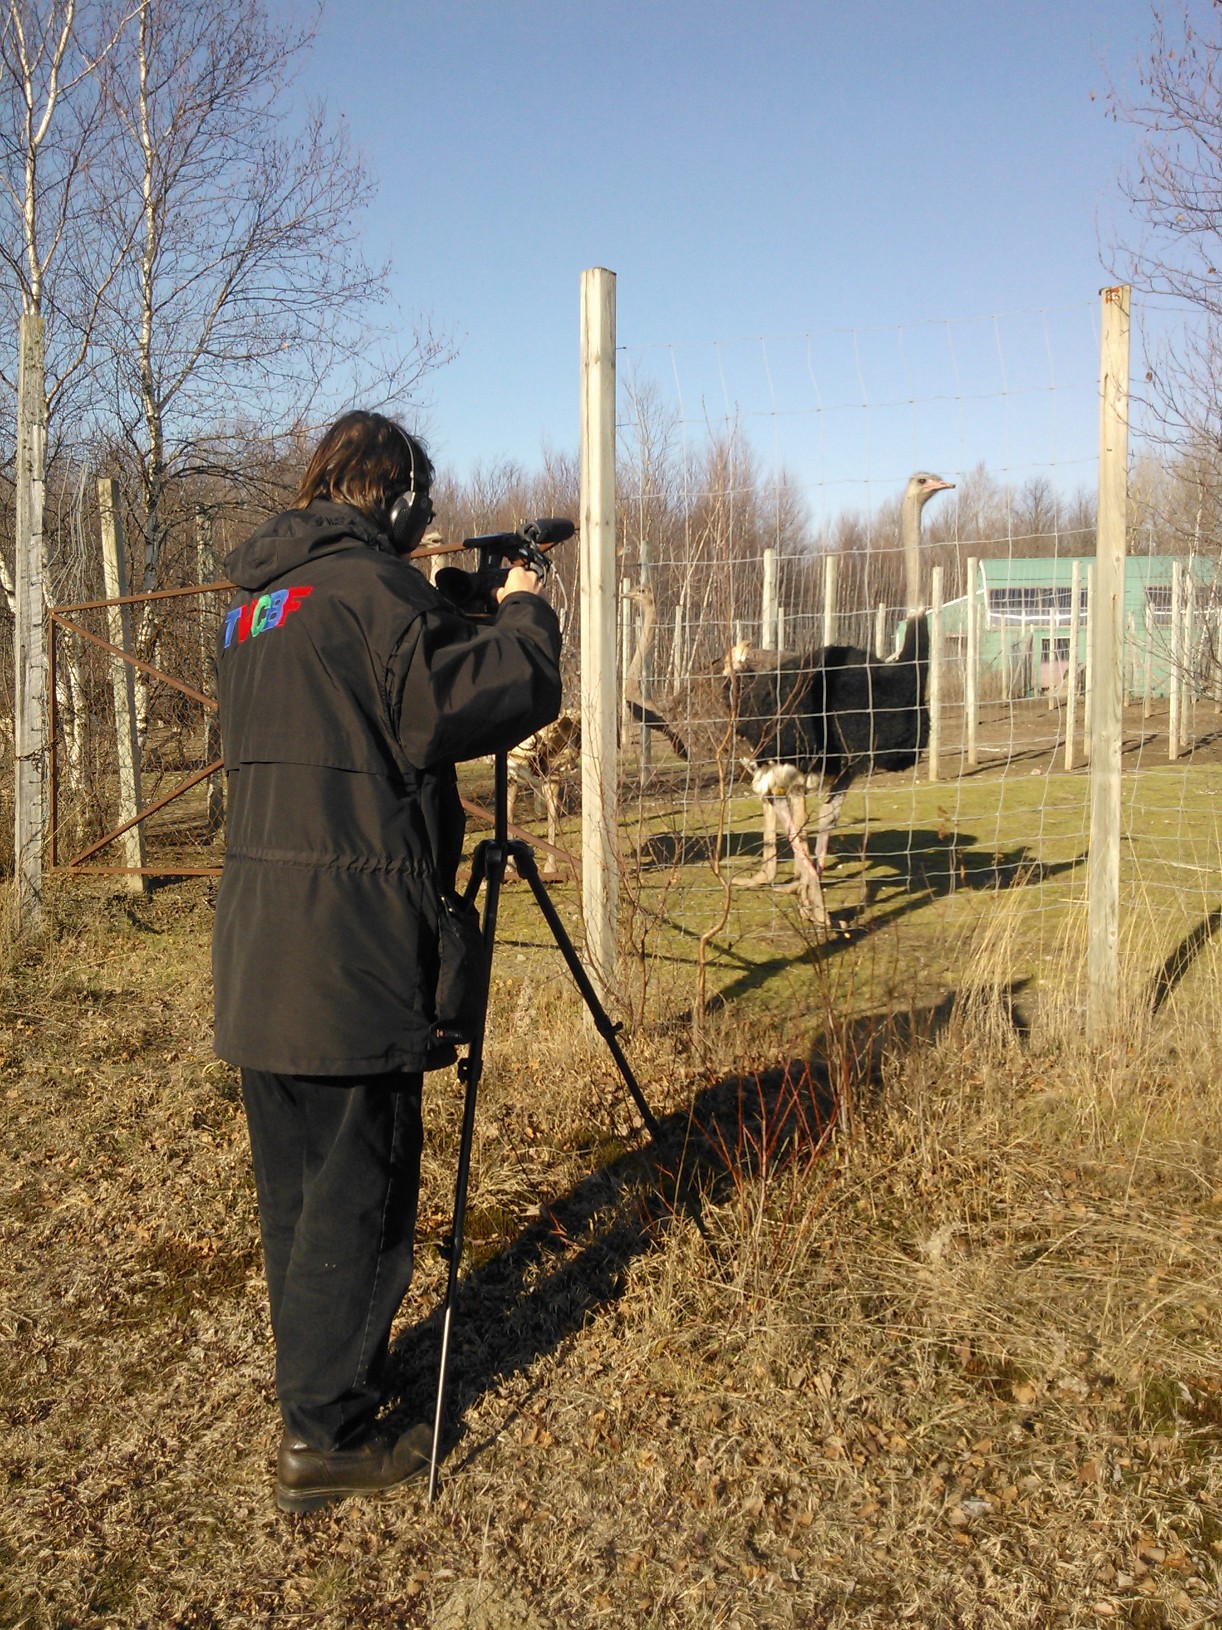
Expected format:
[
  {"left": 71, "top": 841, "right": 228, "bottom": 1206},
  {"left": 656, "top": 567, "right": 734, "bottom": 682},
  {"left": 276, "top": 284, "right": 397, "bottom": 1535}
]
[{"left": 426, "top": 748, "right": 674, "bottom": 1502}]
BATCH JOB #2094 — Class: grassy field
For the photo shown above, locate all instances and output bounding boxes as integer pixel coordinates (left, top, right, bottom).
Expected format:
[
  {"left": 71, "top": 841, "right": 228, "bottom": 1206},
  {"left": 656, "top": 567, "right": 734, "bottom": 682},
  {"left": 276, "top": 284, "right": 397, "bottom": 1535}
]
[{"left": 2, "top": 768, "right": 1221, "bottom": 1627}]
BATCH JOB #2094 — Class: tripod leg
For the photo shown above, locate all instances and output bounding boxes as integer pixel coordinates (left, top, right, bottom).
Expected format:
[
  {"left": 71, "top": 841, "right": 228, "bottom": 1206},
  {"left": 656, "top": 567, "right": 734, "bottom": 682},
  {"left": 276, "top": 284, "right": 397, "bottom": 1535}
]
[
  {"left": 510, "top": 840, "right": 716, "bottom": 1255},
  {"left": 508, "top": 840, "right": 662, "bottom": 1141},
  {"left": 429, "top": 741, "right": 712, "bottom": 1504},
  {"left": 428, "top": 839, "right": 506, "bottom": 1504}
]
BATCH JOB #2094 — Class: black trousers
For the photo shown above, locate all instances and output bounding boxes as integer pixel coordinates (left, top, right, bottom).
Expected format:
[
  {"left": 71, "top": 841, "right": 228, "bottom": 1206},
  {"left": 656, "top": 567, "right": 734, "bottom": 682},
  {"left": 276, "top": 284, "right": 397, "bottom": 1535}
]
[{"left": 240, "top": 1068, "right": 424, "bottom": 1451}]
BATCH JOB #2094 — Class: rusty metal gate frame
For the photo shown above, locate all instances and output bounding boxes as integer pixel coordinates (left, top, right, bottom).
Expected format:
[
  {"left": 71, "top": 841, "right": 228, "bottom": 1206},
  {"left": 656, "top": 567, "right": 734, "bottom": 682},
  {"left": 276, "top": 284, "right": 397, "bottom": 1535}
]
[{"left": 48, "top": 580, "right": 233, "bottom": 878}]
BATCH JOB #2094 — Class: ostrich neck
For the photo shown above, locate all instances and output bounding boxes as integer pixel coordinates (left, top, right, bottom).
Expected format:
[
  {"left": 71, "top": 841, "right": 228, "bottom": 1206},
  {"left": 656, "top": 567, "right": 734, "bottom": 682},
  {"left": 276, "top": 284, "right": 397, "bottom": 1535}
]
[
  {"left": 901, "top": 493, "right": 926, "bottom": 618},
  {"left": 624, "top": 585, "right": 656, "bottom": 696}
]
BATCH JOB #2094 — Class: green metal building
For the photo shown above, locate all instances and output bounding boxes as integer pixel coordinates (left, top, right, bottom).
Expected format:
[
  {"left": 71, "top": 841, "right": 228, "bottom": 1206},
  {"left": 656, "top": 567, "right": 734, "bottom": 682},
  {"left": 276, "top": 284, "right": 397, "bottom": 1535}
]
[{"left": 940, "top": 554, "right": 1220, "bottom": 700}]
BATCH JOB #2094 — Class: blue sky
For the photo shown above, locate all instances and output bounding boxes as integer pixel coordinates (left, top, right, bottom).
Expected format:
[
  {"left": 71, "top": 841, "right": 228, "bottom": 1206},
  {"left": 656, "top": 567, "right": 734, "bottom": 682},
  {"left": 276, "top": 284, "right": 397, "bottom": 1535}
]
[{"left": 289, "top": 0, "right": 1165, "bottom": 510}]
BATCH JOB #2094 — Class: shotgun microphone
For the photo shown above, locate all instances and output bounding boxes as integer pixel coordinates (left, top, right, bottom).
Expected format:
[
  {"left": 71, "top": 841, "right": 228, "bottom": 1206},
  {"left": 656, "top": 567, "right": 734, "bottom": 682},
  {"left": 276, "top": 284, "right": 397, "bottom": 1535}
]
[{"left": 520, "top": 517, "right": 575, "bottom": 546}]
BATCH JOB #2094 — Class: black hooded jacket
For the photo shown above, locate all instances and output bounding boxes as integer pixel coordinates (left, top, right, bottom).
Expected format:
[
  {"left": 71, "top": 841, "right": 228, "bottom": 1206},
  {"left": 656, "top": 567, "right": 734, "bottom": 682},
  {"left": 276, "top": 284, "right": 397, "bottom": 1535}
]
[{"left": 211, "top": 501, "right": 562, "bottom": 1075}]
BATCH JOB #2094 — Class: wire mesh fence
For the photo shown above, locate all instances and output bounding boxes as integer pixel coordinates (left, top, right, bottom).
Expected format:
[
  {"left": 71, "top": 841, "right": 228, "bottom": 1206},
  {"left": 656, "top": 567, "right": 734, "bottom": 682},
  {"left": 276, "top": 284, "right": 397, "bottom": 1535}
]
[
  {"left": 587, "top": 294, "right": 1222, "bottom": 1018},
  {"left": 28, "top": 289, "right": 1222, "bottom": 1026}
]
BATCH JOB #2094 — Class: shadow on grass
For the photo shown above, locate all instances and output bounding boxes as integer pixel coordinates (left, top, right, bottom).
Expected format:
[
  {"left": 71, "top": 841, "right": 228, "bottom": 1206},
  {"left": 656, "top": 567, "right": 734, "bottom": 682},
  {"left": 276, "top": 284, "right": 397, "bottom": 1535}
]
[
  {"left": 386, "top": 984, "right": 1026, "bottom": 1478},
  {"left": 639, "top": 835, "right": 1081, "bottom": 1013},
  {"left": 1146, "top": 905, "right": 1222, "bottom": 1015},
  {"left": 825, "top": 833, "right": 1082, "bottom": 941},
  {"left": 639, "top": 825, "right": 1082, "bottom": 899}
]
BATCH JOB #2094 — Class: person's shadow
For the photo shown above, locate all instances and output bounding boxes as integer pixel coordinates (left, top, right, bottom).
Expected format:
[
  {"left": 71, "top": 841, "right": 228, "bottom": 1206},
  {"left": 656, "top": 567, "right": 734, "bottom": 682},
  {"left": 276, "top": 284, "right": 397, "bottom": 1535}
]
[{"left": 384, "top": 983, "right": 1028, "bottom": 1473}]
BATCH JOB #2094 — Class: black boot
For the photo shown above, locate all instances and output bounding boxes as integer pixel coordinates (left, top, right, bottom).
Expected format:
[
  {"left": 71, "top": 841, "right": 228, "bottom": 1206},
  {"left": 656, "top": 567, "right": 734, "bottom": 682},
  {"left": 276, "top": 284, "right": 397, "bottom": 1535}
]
[{"left": 275, "top": 1422, "right": 432, "bottom": 1513}]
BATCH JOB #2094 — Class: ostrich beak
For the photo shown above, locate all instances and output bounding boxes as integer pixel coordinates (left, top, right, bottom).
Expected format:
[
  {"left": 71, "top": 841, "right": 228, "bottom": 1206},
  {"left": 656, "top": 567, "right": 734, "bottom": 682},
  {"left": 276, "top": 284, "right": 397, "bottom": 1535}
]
[{"left": 923, "top": 477, "right": 955, "bottom": 493}]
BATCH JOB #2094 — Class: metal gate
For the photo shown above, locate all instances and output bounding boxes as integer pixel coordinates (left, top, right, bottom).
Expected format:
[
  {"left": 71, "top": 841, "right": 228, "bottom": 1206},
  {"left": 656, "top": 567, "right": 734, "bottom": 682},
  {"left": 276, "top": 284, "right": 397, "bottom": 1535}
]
[{"left": 48, "top": 582, "right": 232, "bottom": 878}]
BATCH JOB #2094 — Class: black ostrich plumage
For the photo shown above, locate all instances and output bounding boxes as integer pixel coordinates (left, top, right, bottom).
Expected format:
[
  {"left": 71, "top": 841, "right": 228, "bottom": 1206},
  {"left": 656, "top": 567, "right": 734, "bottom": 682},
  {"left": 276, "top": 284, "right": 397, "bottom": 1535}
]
[{"left": 727, "top": 613, "right": 929, "bottom": 788}]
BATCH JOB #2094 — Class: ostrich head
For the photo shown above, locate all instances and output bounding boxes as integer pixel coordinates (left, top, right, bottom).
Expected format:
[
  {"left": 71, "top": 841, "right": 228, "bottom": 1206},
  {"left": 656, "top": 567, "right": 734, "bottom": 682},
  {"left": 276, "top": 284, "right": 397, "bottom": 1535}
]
[
  {"left": 901, "top": 470, "right": 955, "bottom": 617},
  {"left": 907, "top": 472, "right": 955, "bottom": 503},
  {"left": 724, "top": 639, "right": 752, "bottom": 675}
]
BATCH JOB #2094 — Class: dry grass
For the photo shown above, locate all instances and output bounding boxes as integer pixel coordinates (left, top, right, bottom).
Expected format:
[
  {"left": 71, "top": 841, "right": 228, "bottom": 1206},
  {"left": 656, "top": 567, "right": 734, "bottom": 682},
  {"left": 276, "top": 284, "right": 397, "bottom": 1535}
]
[{"left": 1, "top": 875, "right": 1221, "bottom": 1629}]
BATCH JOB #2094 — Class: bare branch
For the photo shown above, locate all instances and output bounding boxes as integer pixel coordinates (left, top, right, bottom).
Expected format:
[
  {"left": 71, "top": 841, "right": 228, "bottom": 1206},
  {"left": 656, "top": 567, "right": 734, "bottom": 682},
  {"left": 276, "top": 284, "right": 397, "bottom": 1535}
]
[{"left": 1109, "top": 3, "right": 1222, "bottom": 451}]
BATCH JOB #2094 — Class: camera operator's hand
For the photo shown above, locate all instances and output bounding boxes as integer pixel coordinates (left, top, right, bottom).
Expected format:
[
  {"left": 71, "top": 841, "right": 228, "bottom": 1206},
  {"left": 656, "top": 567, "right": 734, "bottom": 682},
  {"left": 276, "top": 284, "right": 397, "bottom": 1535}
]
[{"left": 496, "top": 564, "right": 544, "bottom": 603}]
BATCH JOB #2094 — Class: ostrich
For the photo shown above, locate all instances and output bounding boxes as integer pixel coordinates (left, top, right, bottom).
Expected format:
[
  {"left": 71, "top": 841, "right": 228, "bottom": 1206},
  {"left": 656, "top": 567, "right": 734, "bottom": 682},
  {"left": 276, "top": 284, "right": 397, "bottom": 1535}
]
[
  {"left": 727, "top": 611, "right": 931, "bottom": 924},
  {"left": 505, "top": 711, "right": 581, "bottom": 874},
  {"left": 727, "top": 470, "right": 954, "bottom": 924},
  {"left": 724, "top": 640, "right": 821, "bottom": 893}
]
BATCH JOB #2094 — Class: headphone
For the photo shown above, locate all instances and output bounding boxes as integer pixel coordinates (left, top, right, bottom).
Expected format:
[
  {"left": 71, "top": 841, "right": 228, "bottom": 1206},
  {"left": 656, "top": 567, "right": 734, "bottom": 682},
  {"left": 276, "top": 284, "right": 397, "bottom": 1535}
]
[{"left": 386, "top": 433, "right": 435, "bottom": 554}]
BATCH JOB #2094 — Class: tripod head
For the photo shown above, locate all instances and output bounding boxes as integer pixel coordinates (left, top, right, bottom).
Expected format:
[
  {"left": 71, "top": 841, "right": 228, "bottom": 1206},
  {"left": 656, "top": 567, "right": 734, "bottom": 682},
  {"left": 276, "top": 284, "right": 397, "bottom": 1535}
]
[{"left": 434, "top": 517, "right": 575, "bottom": 616}]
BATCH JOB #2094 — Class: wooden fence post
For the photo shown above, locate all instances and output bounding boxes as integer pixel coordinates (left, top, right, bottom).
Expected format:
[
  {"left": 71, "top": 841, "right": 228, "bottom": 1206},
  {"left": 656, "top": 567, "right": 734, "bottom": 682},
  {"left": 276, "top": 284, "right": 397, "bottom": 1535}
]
[
  {"left": 1134, "top": 612, "right": 1147, "bottom": 707},
  {"left": 579, "top": 267, "right": 618, "bottom": 1000},
  {"left": 14, "top": 315, "right": 47, "bottom": 927},
  {"left": 927, "top": 565, "right": 943, "bottom": 784},
  {"left": 1183, "top": 564, "right": 1196, "bottom": 750},
  {"left": 822, "top": 552, "right": 838, "bottom": 646},
  {"left": 98, "top": 479, "right": 147, "bottom": 888},
  {"left": 1169, "top": 560, "right": 1182, "bottom": 761},
  {"left": 965, "top": 556, "right": 979, "bottom": 769},
  {"left": 196, "top": 509, "right": 224, "bottom": 835},
  {"left": 619, "top": 577, "right": 633, "bottom": 736},
  {"left": 1018, "top": 614, "right": 1028, "bottom": 698},
  {"left": 637, "top": 534, "right": 655, "bottom": 780},
  {"left": 1065, "top": 559, "right": 1082, "bottom": 771},
  {"left": 1083, "top": 564, "right": 1095, "bottom": 756},
  {"left": 1088, "top": 285, "right": 1130, "bottom": 1042},
  {"left": 761, "top": 546, "right": 777, "bottom": 650}
]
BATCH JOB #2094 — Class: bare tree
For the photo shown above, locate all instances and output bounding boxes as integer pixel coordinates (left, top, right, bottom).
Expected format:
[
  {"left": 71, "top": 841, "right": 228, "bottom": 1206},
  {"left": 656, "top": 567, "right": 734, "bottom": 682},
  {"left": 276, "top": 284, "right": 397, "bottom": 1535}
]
[
  {"left": 0, "top": 0, "right": 133, "bottom": 608},
  {"left": 0, "top": 0, "right": 448, "bottom": 914},
  {"left": 93, "top": 0, "right": 449, "bottom": 595},
  {"left": 1111, "top": 2, "right": 1222, "bottom": 462},
  {"left": 0, "top": 0, "right": 134, "bottom": 920}
]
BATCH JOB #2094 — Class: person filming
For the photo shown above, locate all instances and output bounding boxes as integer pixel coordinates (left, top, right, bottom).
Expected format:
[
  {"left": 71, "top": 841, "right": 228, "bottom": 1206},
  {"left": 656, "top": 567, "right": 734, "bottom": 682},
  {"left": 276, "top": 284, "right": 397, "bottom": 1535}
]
[{"left": 211, "top": 410, "right": 561, "bottom": 1513}]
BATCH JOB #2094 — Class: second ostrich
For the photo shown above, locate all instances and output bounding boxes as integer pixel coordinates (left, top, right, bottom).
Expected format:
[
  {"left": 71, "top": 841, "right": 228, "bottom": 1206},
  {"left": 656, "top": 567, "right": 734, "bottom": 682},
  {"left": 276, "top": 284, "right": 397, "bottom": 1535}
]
[
  {"left": 728, "top": 470, "right": 953, "bottom": 926},
  {"left": 505, "top": 711, "right": 581, "bottom": 875}
]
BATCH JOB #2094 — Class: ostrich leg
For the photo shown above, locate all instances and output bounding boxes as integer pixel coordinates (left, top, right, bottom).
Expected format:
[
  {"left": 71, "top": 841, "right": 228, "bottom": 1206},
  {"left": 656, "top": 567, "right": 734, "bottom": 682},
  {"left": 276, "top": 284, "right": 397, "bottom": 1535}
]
[
  {"left": 735, "top": 797, "right": 779, "bottom": 889},
  {"left": 782, "top": 787, "right": 808, "bottom": 887},
  {"left": 775, "top": 798, "right": 831, "bottom": 928},
  {"left": 541, "top": 777, "right": 561, "bottom": 876},
  {"left": 813, "top": 785, "right": 848, "bottom": 872},
  {"left": 737, "top": 763, "right": 812, "bottom": 891},
  {"left": 769, "top": 786, "right": 811, "bottom": 894}
]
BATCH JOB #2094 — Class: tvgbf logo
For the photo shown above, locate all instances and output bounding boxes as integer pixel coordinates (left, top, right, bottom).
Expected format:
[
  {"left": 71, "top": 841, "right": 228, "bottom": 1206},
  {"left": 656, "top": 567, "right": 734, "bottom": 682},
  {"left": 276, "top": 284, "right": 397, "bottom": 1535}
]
[{"left": 223, "top": 585, "right": 313, "bottom": 647}]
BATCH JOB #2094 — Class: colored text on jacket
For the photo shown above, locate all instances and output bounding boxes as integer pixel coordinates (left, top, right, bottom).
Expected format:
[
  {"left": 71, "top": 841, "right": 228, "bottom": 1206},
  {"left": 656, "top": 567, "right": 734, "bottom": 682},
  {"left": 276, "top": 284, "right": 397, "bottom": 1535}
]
[{"left": 223, "top": 585, "right": 314, "bottom": 648}]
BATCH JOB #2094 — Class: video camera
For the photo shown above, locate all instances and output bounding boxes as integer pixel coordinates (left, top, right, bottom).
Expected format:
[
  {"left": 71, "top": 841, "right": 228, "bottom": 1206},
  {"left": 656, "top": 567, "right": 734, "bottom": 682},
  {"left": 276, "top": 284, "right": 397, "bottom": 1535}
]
[{"left": 434, "top": 517, "right": 575, "bottom": 617}]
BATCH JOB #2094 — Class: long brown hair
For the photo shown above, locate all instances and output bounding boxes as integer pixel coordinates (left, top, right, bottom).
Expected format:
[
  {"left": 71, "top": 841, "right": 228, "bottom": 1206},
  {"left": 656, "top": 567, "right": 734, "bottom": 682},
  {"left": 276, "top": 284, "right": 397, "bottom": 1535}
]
[{"left": 292, "top": 411, "right": 433, "bottom": 522}]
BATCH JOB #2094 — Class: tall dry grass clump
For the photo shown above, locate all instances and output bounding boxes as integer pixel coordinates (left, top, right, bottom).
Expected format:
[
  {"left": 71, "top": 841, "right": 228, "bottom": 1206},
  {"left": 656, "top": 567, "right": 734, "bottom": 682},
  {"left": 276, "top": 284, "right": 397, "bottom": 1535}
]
[{"left": 590, "top": 897, "right": 1222, "bottom": 1626}]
